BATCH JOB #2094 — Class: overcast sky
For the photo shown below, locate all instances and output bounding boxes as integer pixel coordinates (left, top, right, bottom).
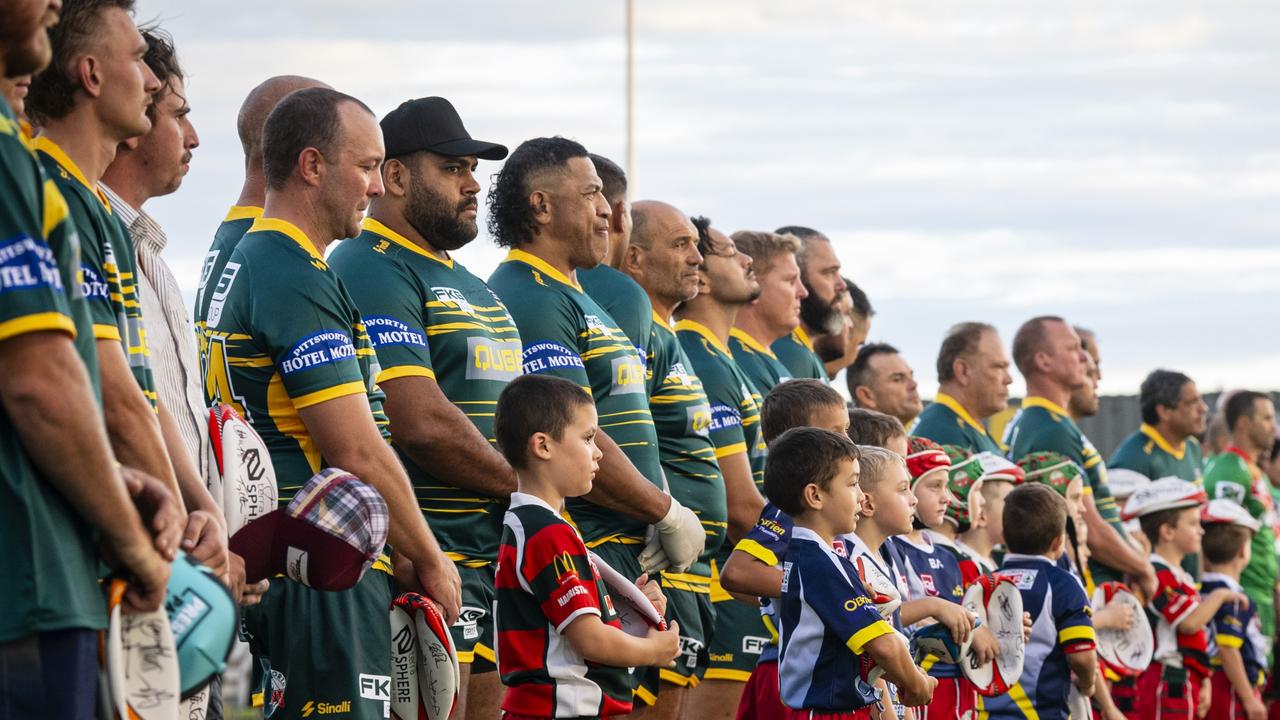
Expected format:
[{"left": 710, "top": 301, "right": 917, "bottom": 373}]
[{"left": 133, "top": 0, "right": 1280, "bottom": 398}]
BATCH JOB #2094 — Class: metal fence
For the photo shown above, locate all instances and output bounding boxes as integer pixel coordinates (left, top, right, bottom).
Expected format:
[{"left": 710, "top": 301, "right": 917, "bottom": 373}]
[{"left": 1073, "top": 391, "right": 1280, "bottom": 458}]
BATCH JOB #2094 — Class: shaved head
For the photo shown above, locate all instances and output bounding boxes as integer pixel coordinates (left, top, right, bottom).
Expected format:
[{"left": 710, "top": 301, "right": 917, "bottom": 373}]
[
  {"left": 630, "top": 200, "right": 690, "bottom": 250},
  {"left": 237, "top": 75, "right": 329, "bottom": 164}
]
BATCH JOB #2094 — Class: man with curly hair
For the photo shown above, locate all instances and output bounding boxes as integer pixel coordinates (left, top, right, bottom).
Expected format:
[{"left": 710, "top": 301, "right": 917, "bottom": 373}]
[{"left": 486, "top": 136, "right": 706, "bottom": 702}]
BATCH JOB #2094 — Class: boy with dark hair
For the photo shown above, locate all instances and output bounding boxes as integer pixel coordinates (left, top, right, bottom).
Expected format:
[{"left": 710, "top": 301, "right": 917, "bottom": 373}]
[
  {"left": 1125, "top": 479, "right": 1245, "bottom": 720},
  {"left": 493, "top": 374, "right": 680, "bottom": 719},
  {"left": 984, "top": 484, "right": 1097, "bottom": 720},
  {"left": 766, "top": 428, "right": 935, "bottom": 717},
  {"left": 847, "top": 408, "right": 908, "bottom": 457},
  {"left": 717, "top": 378, "right": 851, "bottom": 720},
  {"left": 1200, "top": 501, "right": 1267, "bottom": 720}
]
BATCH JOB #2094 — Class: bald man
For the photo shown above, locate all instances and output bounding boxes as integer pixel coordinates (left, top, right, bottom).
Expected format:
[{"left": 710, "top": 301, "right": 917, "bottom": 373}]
[{"left": 194, "top": 75, "right": 329, "bottom": 330}]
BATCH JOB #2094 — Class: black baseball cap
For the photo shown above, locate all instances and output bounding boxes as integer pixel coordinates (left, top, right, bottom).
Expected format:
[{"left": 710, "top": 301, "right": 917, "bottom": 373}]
[{"left": 380, "top": 97, "right": 508, "bottom": 161}]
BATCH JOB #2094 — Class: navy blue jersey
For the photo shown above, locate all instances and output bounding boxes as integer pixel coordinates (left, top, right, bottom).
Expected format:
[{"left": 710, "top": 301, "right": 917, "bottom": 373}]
[
  {"left": 981, "top": 554, "right": 1096, "bottom": 720},
  {"left": 1202, "top": 573, "right": 1267, "bottom": 687},
  {"left": 893, "top": 532, "right": 968, "bottom": 679},
  {"left": 778, "top": 526, "right": 895, "bottom": 712}
]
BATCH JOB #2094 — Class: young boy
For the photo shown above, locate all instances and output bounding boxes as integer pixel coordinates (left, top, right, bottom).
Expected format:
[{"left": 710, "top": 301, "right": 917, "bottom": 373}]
[
  {"left": 847, "top": 408, "right": 909, "bottom": 458},
  {"left": 894, "top": 437, "right": 997, "bottom": 720},
  {"left": 847, "top": 445, "right": 920, "bottom": 720},
  {"left": 983, "top": 484, "right": 1097, "bottom": 720},
  {"left": 718, "top": 380, "right": 852, "bottom": 720},
  {"left": 1125, "top": 478, "right": 1246, "bottom": 720},
  {"left": 765, "top": 428, "right": 936, "bottom": 718},
  {"left": 493, "top": 375, "right": 681, "bottom": 719},
  {"left": 1201, "top": 500, "right": 1267, "bottom": 720}
]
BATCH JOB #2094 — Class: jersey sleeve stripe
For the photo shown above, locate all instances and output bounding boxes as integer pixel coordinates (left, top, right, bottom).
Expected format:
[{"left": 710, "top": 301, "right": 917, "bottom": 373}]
[
  {"left": 846, "top": 620, "right": 895, "bottom": 654},
  {"left": 0, "top": 312, "right": 76, "bottom": 342},
  {"left": 735, "top": 538, "right": 780, "bottom": 567},
  {"left": 92, "top": 323, "right": 122, "bottom": 341},
  {"left": 1216, "top": 634, "right": 1244, "bottom": 648},
  {"left": 375, "top": 365, "right": 437, "bottom": 383},
  {"left": 713, "top": 442, "right": 748, "bottom": 459},
  {"left": 291, "top": 381, "right": 368, "bottom": 409},
  {"left": 553, "top": 605, "right": 601, "bottom": 633},
  {"left": 1058, "top": 625, "right": 1097, "bottom": 644}
]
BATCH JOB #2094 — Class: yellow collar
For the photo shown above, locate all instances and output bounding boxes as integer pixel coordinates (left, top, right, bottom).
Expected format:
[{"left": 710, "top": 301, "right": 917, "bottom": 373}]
[
  {"left": 33, "top": 135, "right": 111, "bottom": 212},
  {"left": 223, "top": 205, "right": 263, "bottom": 223},
  {"left": 793, "top": 326, "right": 815, "bottom": 350},
  {"left": 652, "top": 310, "right": 674, "bottom": 331},
  {"left": 1022, "top": 396, "right": 1071, "bottom": 419},
  {"left": 502, "top": 248, "right": 580, "bottom": 292},
  {"left": 729, "top": 328, "right": 778, "bottom": 358},
  {"left": 934, "top": 392, "right": 990, "bottom": 435},
  {"left": 1140, "top": 423, "right": 1185, "bottom": 460},
  {"left": 248, "top": 217, "right": 325, "bottom": 264},
  {"left": 675, "top": 318, "right": 731, "bottom": 357},
  {"left": 361, "top": 217, "right": 453, "bottom": 268}
]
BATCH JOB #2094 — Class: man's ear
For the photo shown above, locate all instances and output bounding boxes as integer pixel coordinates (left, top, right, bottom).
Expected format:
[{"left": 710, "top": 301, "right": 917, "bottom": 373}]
[
  {"left": 952, "top": 356, "right": 969, "bottom": 387},
  {"left": 382, "top": 158, "right": 409, "bottom": 199},
  {"left": 297, "top": 146, "right": 324, "bottom": 187},
  {"left": 610, "top": 199, "right": 628, "bottom": 233},
  {"left": 621, "top": 243, "right": 643, "bottom": 278},
  {"left": 528, "top": 189, "right": 552, "bottom": 229},
  {"left": 853, "top": 385, "right": 877, "bottom": 409},
  {"left": 77, "top": 54, "right": 104, "bottom": 100}
]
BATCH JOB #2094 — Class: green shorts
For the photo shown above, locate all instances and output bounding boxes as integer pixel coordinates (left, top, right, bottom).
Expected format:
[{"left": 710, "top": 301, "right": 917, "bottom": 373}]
[
  {"left": 244, "top": 562, "right": 395, "bottom": 720},
  {"left": 634, "top": 571, "right": 716, "bottom": 705},
  {"left": 705, "top": 562, "right": 770, "bottom": 683},
  {"left": 451, "top": 563, "right": 496, "bottom": 672}
]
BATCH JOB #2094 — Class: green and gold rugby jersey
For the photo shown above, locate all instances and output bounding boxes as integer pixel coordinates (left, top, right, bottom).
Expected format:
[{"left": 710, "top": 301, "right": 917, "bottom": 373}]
[
  {"left": 728, "top": 328, "right": 792, "bottom": 396},
  {"left": 0, "top": 101, "right": 106, "bottom": 642},
  {"left": 330, "top": 218, "right": 522, "bottom": 564},
  {"left": 649, "top": 312, "right": 726, "bottom": 576},
  {"left": 1108, "top": 423, "right": 1204, "bottom": 484},
  {"left": 579, "top": 264, "right": 653, "bottom": 364},
  {"left": 1005, "top": 397, "right": 1128, "bottom": 574},
  {"left": 36, "top": 136, "right": 155, "bottom": 407},
  {"left": 201, "top": 217, "right": 386, "bottom": 495},
  {"left": 770, "top": 326, "right": 825, "bottom": 381},
  {"left": 194, "top": 205, "right": 262, "bottom": 340},
  {"left": 911, "top": 391, "right": 1003, "bottom": 455},
  {"left": 488, "top": 249, "right": 661, "bottom": 545},
  {"left": 677, "top": 319, "right": 767, "bottom": 493}
]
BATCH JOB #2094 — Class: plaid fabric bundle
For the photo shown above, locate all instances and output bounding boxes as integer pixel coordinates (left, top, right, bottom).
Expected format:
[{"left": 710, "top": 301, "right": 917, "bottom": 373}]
[{"left": 289, "top": 467, "right": 390, "bottom": 572}]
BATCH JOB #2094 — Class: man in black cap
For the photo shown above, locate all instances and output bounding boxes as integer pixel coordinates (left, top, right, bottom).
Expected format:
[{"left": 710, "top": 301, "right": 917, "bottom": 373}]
[{"left": 329, "top": 97, "right": 517, "bottom": 720}]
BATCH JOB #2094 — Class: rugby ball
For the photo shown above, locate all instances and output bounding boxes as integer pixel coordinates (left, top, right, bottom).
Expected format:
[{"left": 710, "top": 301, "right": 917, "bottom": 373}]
[
  {"left": 1091, "top": 582, "right": 1153, "bottom": 677},
  {"left": 100, "top": 579, "right": 181, "bottom": 720},
  {"left": 588, "top": 550, "right": 666, "bottom": 636},
  {"left": 390, "top": 593, "right": 459, "bottom": 720},
  {"left": 854, "top": 554, "right": 903, "bottom": 618},
  {"left": 962, "top": 575, "right": 1025, "bottom": 697},
  {"left": 209, "top": 404, "right": 278, "bottom": 533}
]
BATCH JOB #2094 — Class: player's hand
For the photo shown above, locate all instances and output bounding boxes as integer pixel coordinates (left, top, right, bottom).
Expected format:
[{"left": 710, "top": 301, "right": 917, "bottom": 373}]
[
  {"left": 646, "top": 620, "right": 681, "bottom": 667},
  {"left": 651, "top": 497, "right": 704, "bottom": 574},
  {"left": 1072, "top": 671, "right": 1095, "bottom": 700},
  {"left": 108, "top": 531, "right": 172, "bottom": 614},
  {"left": 121, "top": 466, "right": 183, "bottom": 561},
  {"left": 638, "top": 527, "right": 671, "bottom": 574},
  {"left": 636, "top": 573, "right": 668, "bottom": 617},
  {"left": 1197, "top": 678, "right": 1211, "bottom": 719},
  {"left": 411, "top": 549, "right": 462, "bottom": 624},
  {"left": 1022, "top": 611, "right": 1033, "bottom": 642},
  {"left": 932, "top": 599, "right": 975, "bottom": 645},
  {"left": 1093, "top": 601, "right": 1135, "bottom": 630},
  {"left": 182, "top": 510, "right": 230, "bottom": 583},
  {"left": 228, "top": 551, "right": 269, "bottom": 606},
  {"left": 1128, "top": 567, "right": 1157, "bottom": 602},
  {"left": 1244, "top": 695, "right": 1267, "bottom": 720},
  {"left": 899, "top": 672, "right": 937, "bottom": 708},
  {"left": 969, "top": 625, "right": 999, "bottom": 665}
]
